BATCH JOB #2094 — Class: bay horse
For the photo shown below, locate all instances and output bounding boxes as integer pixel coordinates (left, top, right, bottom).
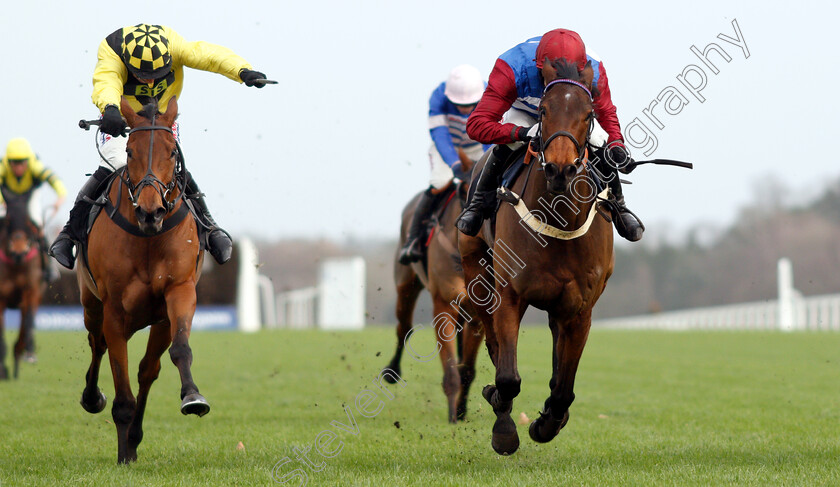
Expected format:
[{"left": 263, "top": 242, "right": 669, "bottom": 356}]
[
  {"left": 78, "top": 96, "right": 208, "bottom": 464},
  {"left": 458, "top": 58, "right": 614, "bottom": 455},
  {"left": 0, "top": 192, "right": 44, "bottom": 379},
  {"left": 384, "top": 150, "right": 484, "bottom": 423}
]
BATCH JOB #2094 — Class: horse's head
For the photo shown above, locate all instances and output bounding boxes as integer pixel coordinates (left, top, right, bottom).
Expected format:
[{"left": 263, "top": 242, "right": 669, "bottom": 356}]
[
  {"left": 537, "top": 57, "right": 596, "bottom": 195},
  {"left": 0, "top": 214, "right": 38, "bottom": 265},
  {"left": 120, "top": 96, "right": 181, "bottom": 235}
]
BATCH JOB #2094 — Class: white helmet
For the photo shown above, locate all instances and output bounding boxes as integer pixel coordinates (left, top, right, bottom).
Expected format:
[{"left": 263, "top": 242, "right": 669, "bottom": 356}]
[{"left": 444, "top": 64, "right": 484, "bottom": 105}]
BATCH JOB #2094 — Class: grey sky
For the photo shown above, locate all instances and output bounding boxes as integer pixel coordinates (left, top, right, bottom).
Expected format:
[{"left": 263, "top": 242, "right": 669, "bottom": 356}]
[{"left": 2, "top": 0, "right": 835, "bottom": 242}]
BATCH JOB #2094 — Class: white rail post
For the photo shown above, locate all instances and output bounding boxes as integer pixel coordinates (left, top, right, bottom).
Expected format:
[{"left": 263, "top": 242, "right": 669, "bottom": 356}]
[
  {"left": 777, "top": 258, "right": 795, "bottom": 332},
  {"left": 236, "top": 237, "right": 261, "bottom": 332}
]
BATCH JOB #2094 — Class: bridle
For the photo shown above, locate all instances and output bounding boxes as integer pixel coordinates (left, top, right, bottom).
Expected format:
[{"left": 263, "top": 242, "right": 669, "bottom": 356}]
[
  {"left": 123, "top": 120, "right": 185, "bottom": 212},
  {"left": 535, "top": 78, "right": 595, "bottom": 172},
  {"left": 95, "top": 116, "right": 186, "bottom": 214}
]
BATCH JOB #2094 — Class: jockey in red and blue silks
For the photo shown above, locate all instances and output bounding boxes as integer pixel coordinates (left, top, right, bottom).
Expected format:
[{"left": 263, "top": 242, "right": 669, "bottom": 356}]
[
  {"left": 456, "top": 28, "right": 644, "bottom": 242},
  {"left": 398, "top": 65, "right": 490, "bottom": 264}
]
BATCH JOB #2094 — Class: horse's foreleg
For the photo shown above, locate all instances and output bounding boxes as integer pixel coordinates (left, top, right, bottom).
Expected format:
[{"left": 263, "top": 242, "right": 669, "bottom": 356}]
[
  {"left": 102, "top": 309, "right": 136, "bottom": 464},
  {"left": 483, "top": 287, "right": 526, "bottom": 456},
  {"left": 165, "top": 283, "right": 208, "bottom": 417},
  {"left": 13, "top": 300, "right": 36, "bottom": 379},
  {"left": 127, "top": 323, "right": 172, "bottom": 461},
  {"left": 384, "top": 273, "right": 423, "bottom": 382},
  {"left": 456, "top": 314, "right": 484, "bottom": 421},
  {"left": 432, "top": 296, "right": 461, "bottom": 424},
  {"left": 529, "top": 309, "right": 592, "bottom": 444},
  {"left": 80, "top": 292, "right": 108, "bottom": 414}
]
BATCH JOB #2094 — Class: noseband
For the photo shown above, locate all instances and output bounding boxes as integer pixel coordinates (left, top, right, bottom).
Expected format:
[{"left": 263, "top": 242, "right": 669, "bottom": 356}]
[
  {"left": 536, "top": 79, "right": 595, "bottom": 171},
  {"left": 122, "top": 120, "right": 185, "bottom": 212}
]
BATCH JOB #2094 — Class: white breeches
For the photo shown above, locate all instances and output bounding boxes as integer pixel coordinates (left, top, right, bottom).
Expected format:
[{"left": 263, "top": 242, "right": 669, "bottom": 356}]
[{"left": 428, "top": 143, "right": 485, "bottom": 190}]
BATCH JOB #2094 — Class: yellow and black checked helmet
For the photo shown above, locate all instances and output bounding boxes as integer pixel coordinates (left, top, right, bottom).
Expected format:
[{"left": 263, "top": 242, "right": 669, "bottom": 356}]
[{"left": 121, "top": 24, "right": 172, "bottom": 79}]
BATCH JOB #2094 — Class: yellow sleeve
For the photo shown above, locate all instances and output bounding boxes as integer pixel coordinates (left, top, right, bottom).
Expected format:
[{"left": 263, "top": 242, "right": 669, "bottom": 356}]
[
  {"left": 91, "top": 37, "right": 129, "bottom": 113},
  {"left": 165, "top": 27, "right": 253, "bottom": 83},
  {"left": 30, "top": 158, "right": 68, "bottom": 198}
]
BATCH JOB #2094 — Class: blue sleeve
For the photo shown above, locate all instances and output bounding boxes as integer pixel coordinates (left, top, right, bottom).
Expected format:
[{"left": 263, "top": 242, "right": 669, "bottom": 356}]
[
  {"left": 430, "top": 126, "right": 459, "bottom": 166},
  {"left": 428, "top": 83, "right": 459, "bottom": 166}
]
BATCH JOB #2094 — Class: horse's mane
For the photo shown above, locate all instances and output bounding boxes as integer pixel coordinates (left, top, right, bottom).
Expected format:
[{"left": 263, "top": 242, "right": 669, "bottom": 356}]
[
  {"left": 136, "top": 99, "right": 160, "bottom": 121},
  {"left": 548, "top": 58, "right": 600, "bottom": 98}
]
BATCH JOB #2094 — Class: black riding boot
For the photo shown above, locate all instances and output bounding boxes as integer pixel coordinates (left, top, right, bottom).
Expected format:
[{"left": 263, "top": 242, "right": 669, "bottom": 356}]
[
  {"left": 455, "top": 145, "right": 510, "bottom": 236},
  {"left": 185, "top": 174, "right": 232, "bottom": 265},
  {"left": 48, "top": 166, "right": 113, "bottom": 269},
  {"left": 398, "top": 187, "right": 437, "bottom": 265},
  {"left": 605, "top": 168, "right": 644, "bottom": 242}
]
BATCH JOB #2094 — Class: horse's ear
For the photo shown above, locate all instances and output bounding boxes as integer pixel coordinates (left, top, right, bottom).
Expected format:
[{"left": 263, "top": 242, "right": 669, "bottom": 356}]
[
  {"left": 580, "top": 61, "right": 594, "bottom": 92},
  {"left": 162, "top": 96, "right": 178, "bottom": 125},
  {"left": 541, "top": 57, "right": 559, "bottom": 84},
  {"left": 120, "top": 97, "right": 137, "bottom": 128}
]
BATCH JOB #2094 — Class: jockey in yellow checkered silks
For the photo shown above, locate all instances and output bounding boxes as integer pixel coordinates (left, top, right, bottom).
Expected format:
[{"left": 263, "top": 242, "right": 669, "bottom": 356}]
[{"left": 49, "top": 24, "right": 270, "bottom": 270}]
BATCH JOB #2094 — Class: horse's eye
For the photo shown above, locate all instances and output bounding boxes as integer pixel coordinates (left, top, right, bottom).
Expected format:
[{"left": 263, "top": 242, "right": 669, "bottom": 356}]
[
  {"left": 171, "top": 149, "right": 178, "bottom": 158},
  {"left": 126, "top": 148, "right": 133, "bottom": 158}
]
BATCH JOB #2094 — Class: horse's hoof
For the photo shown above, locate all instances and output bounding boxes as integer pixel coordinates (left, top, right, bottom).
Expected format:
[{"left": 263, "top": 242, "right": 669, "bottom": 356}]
[
  {"left": 80, "top": 390, "right": 108, "bottom": 414},
  {"left": 528, "top": 409, "right": 570, "bottom": 443},
  {"left": 181, "top": 393, "right": 210, "bottom": 417},
  {"left": 491, "top": 415, "right": 520, "bottom": 455},
  {"left": 382, "top": 366, "right": 401, "bottom": 384},
  {"left": 456, "top": 402, "right": 468, "bottom": 421}
]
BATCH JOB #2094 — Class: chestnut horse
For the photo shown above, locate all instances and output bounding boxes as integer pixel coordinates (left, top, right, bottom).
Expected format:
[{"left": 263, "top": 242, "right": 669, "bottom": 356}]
[
  {"left": 0, "top": 195, "right": 44, "bottom": 379},
  {"left": 384, "top": 152, "right": 484, "bottom": 423},
  {"left": 459, "top": 59, "right": 614, "bottom": 455},
  {"left": 77, "top": 97, "right": 208, "bottom": 464}
]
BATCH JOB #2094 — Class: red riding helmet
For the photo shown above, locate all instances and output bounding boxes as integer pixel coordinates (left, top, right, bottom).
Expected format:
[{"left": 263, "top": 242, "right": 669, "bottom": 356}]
[{"left": 535, "top": 29, "right": 586, "bottom": 70}]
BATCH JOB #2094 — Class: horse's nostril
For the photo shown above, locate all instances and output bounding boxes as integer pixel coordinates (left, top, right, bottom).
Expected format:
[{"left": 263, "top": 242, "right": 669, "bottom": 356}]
[
  {"left": 153, "top": 207, "right": 166, "bottom": 220},
  {"left": 564, "top": 164, "right": 577, "bottom": 178}
]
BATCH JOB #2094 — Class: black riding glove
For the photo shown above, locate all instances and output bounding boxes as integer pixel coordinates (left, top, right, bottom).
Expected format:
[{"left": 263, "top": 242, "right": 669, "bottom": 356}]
[
  {"left": 608, "top": 145, "right": 635, "bottom": 174},
  {"left": 512, "top": 125, "right": 531, "bottom": 142},
  {"left": 240, "top": 69, "right": 267, "bottom": 88},
  {"left": 100, "top": 105, "right": 127, "bottom": 137}
]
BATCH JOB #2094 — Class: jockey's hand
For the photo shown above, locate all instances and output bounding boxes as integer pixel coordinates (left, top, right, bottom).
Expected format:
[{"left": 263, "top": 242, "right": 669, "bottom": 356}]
[
  {"left": 240, "top": 69, "right": 267, "bottom": 88},
  {"left": 513, "top": 126, "right": 531, "bottom": 142},
  {"left": 608, "top": 145, "right": 635, "bottom": 174},
  {"left": 100, "top": 105, "right": 127, "bottom": 137}
]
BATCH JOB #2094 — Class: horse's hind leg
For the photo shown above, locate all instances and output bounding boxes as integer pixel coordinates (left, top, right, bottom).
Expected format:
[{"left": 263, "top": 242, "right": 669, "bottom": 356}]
[
  {"left": 456, "top": 315, "right": 484, "bottom": 421},
  {"left": 165, "top": 283, "right": 208, "bottom": 417},
  {"left": 80, "top": 291, "right": 108, "bottom": 414},
  {"left": 126, "top": 323, "right": 172, "bottom": 461},
  {"left": 529, "top": 309, "right": 592, "bottom": 444},
  {"left": 383, "top": 269, "right": 423, "bottom": 382},
  {"left": 431, "top": 295, "right": 462, "bottom": 424}
]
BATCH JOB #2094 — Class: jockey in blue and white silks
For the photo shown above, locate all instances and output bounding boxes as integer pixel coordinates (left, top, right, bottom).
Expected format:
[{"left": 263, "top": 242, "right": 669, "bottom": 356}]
[
  {"left": 398, "top": 65, "right": 489, "bottom": 265},
  {"left": 427, "top": 73, "right": 490, "bottom": 190}
]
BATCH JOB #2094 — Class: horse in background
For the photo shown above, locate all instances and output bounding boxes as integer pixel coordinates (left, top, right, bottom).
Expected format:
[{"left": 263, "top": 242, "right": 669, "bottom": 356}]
[
  {"left": 77, "top": 96, "right": 208, "bottom": 463},
  {"left": 0, "top": 191, "right": 45, "bottom": 379},
  {"left": 459, "top": 58, "right": 615, "bottom": 454},
  {"left": 384, "top": 150, "right": 485, "bottom": 423}
]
